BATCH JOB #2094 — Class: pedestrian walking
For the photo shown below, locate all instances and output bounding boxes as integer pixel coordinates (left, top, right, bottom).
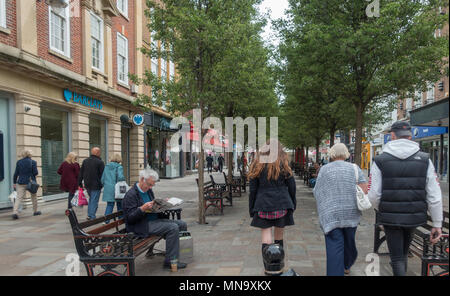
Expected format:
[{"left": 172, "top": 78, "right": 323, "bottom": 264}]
[
  {"left": 206, "top": 154, "right": 214, "bottom": 174},
  {"left": 369, "top": 121, "right": 443, "bottom": 276},
  {"left": 57, "top": 152, "right": 80, "bottom": 209},
  {"left": 101, "top": 154, "right": 125, "bottom": 224},
  {"left": 248, "top": 139, "right": 296, "bottom": 275},
  {"left": 313, "top": 143, "right": 368, "bottom": 276},
  {"left": 78, "top": 147, "right": 105, "bottom": 220},
  {"left": 12, "top": 150, "right": 41, "bottom": 220},
  {"left": 218, "top": 154, "right": 224, "bottom": 173}
]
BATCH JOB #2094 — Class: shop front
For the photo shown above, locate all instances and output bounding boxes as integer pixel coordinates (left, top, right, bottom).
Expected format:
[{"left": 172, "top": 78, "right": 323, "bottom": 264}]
[
  {"left": 144, "top": 111, "right": 183, "bottom": 179},
  {"left": 0, "top": 67, "right": 144, "bottom": 208}
]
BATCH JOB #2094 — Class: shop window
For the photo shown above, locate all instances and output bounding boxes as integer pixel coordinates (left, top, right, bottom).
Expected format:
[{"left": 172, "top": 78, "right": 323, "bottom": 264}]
[
  {"left": 0, "top": 0, "right": 6, "bottom": 29},
  {"left": 91, "top": 13, "right": 104, "bottom": 72},
  {"left": 117, "top": 32, "right": 129, "bottom": 85},
  {"left": 41, "top": 108, "right": 69, "bottom": 196},
  {"left": 49, "top": 5, "right": 71, "bottom": 57},
  {"left": 89, "top": 117, "right": 107, "bottom": 160}
]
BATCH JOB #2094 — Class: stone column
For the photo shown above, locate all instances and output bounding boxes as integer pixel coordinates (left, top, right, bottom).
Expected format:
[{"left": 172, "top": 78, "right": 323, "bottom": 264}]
[
  {"left": 108, "top": 119, "right": 122, "bottom": 161},
  {"left": 105, "top": 19, "right": 114, "bottom": 88},
  {"left": 72, "top": 108, "right": 91, "bottom": 163},
  {"left": 15, "top": 94, "right": 43, "bottom": 206},
  {"left": 129, "top": 125, "right": 145, "bottom": 184}
]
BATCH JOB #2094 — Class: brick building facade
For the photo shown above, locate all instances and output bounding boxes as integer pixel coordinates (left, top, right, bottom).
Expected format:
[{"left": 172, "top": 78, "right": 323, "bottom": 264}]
[{"left": 0, "top": 0, "right": 176, "bottom": 209}]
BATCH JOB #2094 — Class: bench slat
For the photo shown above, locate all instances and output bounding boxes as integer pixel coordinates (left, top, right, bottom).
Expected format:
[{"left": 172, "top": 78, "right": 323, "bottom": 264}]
[{"left": 87, "top": 219, "right": 125, "bottom": 235}]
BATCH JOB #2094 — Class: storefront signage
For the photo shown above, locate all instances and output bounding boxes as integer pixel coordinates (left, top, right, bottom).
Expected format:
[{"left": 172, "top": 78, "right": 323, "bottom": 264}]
[
  {"left": 384, "top": 126, "right": 448, "bottom": 144},
  {"left": 63, "top": 89, "right": 103, "bottom": 110},
  {"left": 133, "top": 114, "right": 144, "bottom": 126}
]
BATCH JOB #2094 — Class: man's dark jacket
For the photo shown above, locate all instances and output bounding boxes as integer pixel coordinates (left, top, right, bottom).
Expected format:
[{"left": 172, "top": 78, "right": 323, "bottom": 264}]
[
  {"left": 78, "top": 155, "right": 104, "bottom": 190},
  {"left": 122, "top": 183, "right": 157, "bottom": 237},
  {"left": 374, "top": 151, "right": 429, "bottom": 227},
  {"left": 249, "top": 168, "right": 296, "bottom": 217},
  {"left": 13, "top": 157, "right": 38, "bottom": 185}
]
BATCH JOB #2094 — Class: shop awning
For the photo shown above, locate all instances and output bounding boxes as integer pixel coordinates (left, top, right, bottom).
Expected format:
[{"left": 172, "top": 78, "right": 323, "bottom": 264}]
[{"left": 410, "top": 97, "right": 449, "bottom": 127}]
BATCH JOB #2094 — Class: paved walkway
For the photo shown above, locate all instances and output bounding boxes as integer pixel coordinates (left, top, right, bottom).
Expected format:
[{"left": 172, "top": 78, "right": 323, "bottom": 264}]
[{"left": 0, "top": 171, "right": 446, "bottom": 276}]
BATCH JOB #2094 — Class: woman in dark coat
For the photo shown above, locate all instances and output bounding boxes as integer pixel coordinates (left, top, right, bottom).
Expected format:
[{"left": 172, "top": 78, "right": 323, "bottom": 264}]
[
  {"left": 248, "top": 139, "right": 296, "bottom": 275},
  {"left": 58, "top": 152, "right": 80, "bottom": 209}
]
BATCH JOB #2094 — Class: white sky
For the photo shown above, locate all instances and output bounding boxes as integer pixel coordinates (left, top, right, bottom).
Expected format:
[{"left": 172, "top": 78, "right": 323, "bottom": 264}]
[{"left": 258, "top": 0, "right": 290, "bottom": 45}]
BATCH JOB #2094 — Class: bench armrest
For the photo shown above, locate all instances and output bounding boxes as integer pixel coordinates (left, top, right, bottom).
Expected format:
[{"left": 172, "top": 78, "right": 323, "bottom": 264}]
[{"left": 73, "top": 233, "right": 135, "bottom": 259}]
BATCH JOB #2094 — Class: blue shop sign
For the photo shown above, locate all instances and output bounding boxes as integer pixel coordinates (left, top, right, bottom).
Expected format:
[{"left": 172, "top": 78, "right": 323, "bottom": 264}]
[
  {"left": 63, "top": 89, "right": 103, "bottom": 110},
  {"left": 384, "top": 126, "right": 448, "bottom": 144}
]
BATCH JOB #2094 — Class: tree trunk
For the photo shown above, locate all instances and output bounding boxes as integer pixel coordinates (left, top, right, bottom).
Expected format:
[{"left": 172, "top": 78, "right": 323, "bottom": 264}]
[
  {"left": 198, "top": 146, "right": 205, "bottom": 224},
  {"left": 306, "top": 147, "right": 309, "bottom": 165},
  {"left": 354, "top": 101, "right": 364, "bottom": 166},
  {"left": 329, "top": 126, "right": 336, "bottom": 148},
  {"left": 227, "top": 151, "right": 233, "bottom": 181},
  {"left": 315, "top": 137, "right": 320, "bottom": 164}
]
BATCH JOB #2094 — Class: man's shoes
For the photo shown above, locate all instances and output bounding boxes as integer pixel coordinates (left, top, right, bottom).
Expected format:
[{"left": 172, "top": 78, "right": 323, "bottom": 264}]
[
  {"left": 12, "top": 214, "right": 19, "bottom": 220},
  {"left": 33, "top": 211, "right": 41, "bottom": 216},
  {"left": 163, "top": 261, "right": 187, "bottom": 270}
]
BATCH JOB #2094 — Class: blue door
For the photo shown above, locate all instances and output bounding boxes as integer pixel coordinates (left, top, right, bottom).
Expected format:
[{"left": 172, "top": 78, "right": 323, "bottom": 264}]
[{"left": 0, "top": 97, "right": 11, "bottom": 208}]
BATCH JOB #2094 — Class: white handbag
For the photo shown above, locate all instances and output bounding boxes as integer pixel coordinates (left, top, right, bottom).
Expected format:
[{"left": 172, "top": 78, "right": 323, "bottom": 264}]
[
  {"left": 115, "top": 181, "right": 129, "bottom": 200},
  {"left": 353, "top": 164, "right": 372, "bottom": 211}
]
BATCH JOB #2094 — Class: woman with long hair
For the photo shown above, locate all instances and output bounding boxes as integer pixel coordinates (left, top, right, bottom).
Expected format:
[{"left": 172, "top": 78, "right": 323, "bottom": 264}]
[
  {"left": 248, "top": 139, "right": 297, "bottom": 275},
  {"left": 57, "top": 152, "right": 80, "bottom": 209}
]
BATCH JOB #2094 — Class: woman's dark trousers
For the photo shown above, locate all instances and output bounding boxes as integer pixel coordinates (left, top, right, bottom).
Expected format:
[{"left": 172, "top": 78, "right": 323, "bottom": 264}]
[
  {"left": 384, "top": 226, "right": 415, "bottom": 276},
  {"left": 324, "top": 227, "right": 358, "bottom": 276}
]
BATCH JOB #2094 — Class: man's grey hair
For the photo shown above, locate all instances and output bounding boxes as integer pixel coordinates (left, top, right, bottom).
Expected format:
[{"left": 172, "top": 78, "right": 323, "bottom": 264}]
[{"left": 139, "top": 167, "right": 159, "bottom": 182}]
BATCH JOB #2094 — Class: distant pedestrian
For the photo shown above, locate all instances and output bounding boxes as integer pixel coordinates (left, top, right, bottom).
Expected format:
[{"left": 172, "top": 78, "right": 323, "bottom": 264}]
[
  {"left": 12, "top": 150, "right": 41, "bottom": 220},
  {"left": 308, "top": 162, "right": 321, "bottom": 188},
  {"left": 248, "top": 139, "right": 296, "bottom": 275},
  {"left": 218, "top": 154, "right": 224, "bottom": 173},
  {"left": 313, "top": 143, "right": 368, "bottom": 276},
  {"left": 369, "top": 121, "right": 443, "bottom": 276},
  {"left": 78, "top": 147, "right": 105, "bottom": 220},
  {"left": 237, "top": 156, "right": 242, "bottom": 170},
  {"left": 206, "top": 154, "right": 214, "bottom": 174},
  {"left": 57, "top": 152, "right": 80, "bottom": 209},
  {"left": 101, "top": 154, "right": 126, "bottom": 224}
]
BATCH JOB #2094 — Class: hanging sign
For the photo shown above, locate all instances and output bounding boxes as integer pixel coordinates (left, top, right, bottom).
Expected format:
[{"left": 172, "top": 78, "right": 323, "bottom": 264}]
[{"left": 133, "top": 114, "right": 144, "bottom": 126}]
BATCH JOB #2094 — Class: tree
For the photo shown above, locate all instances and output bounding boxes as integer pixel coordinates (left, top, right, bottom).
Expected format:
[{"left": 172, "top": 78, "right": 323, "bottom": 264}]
[
  {"left": 131, "top": 0, "right": 270, "bottom": 224},
  {"left": 277, "top": 0, "right": 449, "bottom": 165}
]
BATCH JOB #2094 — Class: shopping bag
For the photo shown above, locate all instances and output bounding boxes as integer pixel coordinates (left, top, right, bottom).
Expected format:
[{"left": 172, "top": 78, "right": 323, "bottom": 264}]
[
  {"left": 9, "top": 190, "right": 23, "bottom": 212},
  {"left": 115, "top": 181, "right": 130, "bottom": 200},
  {"left": 179, "top": 231, "right": 194, "bottom": 264},
  {"left": 78, "top": 188, "right": 89, "bottom": 206}
]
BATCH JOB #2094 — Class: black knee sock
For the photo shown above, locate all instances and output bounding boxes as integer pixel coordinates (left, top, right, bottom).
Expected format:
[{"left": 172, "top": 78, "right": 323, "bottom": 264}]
[{"left": 274, "top": 240, "right": 284, "bottom": 248}]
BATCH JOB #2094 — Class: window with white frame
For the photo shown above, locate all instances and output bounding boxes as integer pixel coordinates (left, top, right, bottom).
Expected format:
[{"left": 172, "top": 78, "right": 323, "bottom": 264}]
[
  {"left": 91, "top": 13, "right": 104, "bottom": 72},
  {"left": 161, "top": 43, "right": 167, "bottom": 83},
  {"left": 427, "top": 83, "right": 435, "bottom": 102},
  {"left": 169, "top": 61, "right": 175, "bottom": 80},
  {"left": 49, "top": 6, "right": 71, "bottom": 57},
  {"left": 151, "top": 25, "right": 159, "bottom": 76},
  {"left": 117, "top": 0, "right": 128, "bottom": 18},
  {"left": 0, "top": 0, "right": 6, "bottom": 29},
  {"left": 117, "top": 33, "right": 129, "bottom": 85}
]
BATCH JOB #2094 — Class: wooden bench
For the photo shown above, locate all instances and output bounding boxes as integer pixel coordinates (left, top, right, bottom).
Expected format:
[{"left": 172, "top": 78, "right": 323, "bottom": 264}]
[
  {"left": 239, "top": 169, "right": 248, "bottom": 193},
  {"left": 373, "top": 209, "right": 449, "bottom": 276},
  {"left": 66, "top": 207, "right": 182, "bottom": 276},
  {"left": 223, "top": 172, "right": 242, "bottom": 197},
  {"left": 196, "top": 178, "right": 224, "bottom": 215}
]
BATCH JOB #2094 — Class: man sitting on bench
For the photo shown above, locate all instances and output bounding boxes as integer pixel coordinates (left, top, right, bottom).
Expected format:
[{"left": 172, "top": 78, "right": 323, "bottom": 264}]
[{"left": 122, "top": 167, "right": 188, "bottom": 270}]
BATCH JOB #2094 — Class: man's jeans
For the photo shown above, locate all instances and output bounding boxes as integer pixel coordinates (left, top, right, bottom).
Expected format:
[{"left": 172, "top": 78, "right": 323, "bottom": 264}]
[
  {"left": 324, "top": 227, "right": 358, "bottom": 276},
  {"left": 384, "top": 226, "right": 416, "bottom": 276},
  {"left": 87, "top": 190, "right": 101, "bottom": 219},
  {"left": 147, "top": 219, "right": 187, "bottom": 263}
]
